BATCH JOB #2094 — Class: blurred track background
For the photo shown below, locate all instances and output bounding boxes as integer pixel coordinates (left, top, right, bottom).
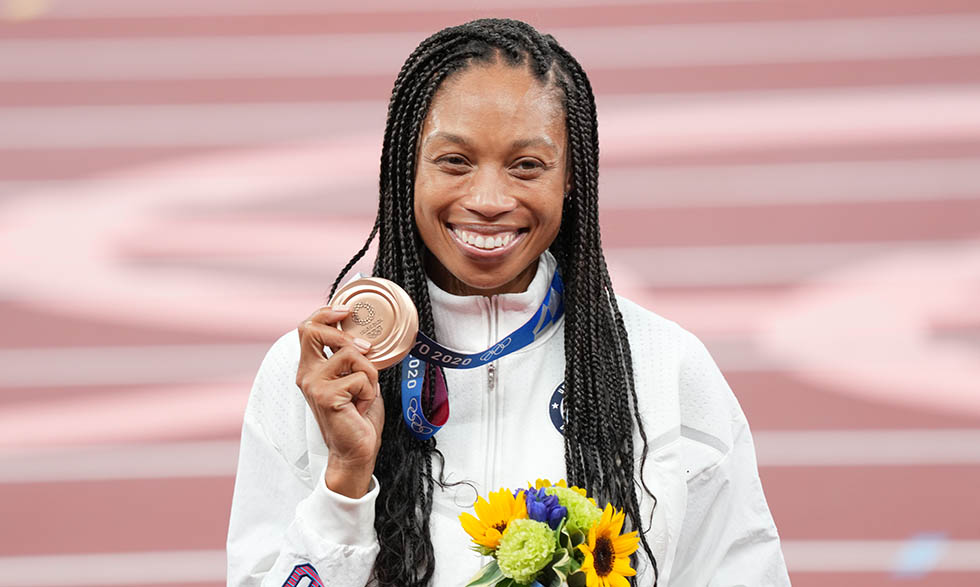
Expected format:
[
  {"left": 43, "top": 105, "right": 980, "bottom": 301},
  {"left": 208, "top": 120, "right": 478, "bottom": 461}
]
[{"left": 1, "top": 0, "right": 979, "bottom": 585}]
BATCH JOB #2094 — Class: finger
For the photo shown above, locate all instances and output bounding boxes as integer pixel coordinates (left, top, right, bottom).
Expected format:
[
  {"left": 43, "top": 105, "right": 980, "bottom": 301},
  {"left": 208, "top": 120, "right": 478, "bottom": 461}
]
[
  {"left": 321, "top": 371, "right": 377, "bottom": 415},
  {"left": 313, "top": 305, "right": 373, "bottom": 353},
  {"left": 297, "top": 319, "right": 370, "bottom": 359},
  {"left": 321, "top": 346, "right": 379, "bottom": 388},
  {"left": 307, "top": 304, "right": 351, "bottom": 325}
]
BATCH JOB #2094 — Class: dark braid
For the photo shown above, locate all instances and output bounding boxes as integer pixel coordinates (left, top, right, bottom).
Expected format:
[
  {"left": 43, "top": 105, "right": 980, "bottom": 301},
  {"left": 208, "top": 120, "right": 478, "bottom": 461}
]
[{"left": 327, "top": 18, "right": 658, "bottom": 586}]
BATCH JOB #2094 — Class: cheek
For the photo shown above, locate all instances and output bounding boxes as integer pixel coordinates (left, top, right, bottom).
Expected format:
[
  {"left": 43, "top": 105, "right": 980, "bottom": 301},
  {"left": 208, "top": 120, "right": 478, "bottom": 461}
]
[
  {"left": 539, "top": 180, "right": 566, "bottom": 234},
  {"left": 544, "top": 203, "right": 564, "bottom": 237},
  {"left": 413, "top": 173, "right": 438, "bottom": 222},
  {"left": 415, "top": 171, "right": 463, "bottom": 220}
]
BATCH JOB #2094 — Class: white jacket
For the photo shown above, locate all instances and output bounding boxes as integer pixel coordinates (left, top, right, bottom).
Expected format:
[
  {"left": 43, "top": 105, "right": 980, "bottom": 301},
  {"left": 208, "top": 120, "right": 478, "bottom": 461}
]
[{"left": 227, "top": 252, "right": 791, "bottom": 586}]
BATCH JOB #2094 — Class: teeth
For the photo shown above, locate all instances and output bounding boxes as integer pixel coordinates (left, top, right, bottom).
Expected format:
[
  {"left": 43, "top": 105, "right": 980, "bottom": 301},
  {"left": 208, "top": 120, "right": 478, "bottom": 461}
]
[{"left": 452, "top": 228, "right": 518, "bottom": 250}]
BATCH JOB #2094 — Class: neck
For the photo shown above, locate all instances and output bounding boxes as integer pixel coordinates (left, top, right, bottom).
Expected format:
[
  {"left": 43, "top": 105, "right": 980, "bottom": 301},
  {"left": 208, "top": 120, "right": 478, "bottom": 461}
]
[{"left": 425, "top": 255, "right": 538, "bottom": 297}]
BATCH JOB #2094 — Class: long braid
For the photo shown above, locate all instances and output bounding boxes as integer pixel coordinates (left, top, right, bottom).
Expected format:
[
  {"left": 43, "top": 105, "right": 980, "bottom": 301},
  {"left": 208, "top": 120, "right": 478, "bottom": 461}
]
[
  {"left": 328, "top": 18, "right": 659, "bottom": 586},
  {"left": 548, "top": 37, "right": 660, "bottom": 581}
]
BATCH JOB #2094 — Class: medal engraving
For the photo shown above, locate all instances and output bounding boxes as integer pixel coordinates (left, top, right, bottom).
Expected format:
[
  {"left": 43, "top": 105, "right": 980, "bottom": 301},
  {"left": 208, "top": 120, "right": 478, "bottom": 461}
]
[{"left": 328, "top": 277, "right": 419, "bottom": 369}]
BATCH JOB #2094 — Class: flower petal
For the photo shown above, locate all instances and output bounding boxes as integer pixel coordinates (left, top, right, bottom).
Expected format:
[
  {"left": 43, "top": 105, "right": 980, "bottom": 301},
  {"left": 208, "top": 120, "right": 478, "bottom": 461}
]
[
  {"left": 459, "top": 512, "right": 482, "bottom": 536},
  {"left": 608, "top": 509, "right": 625, "bottom": 537},
  {"left": 586, "top": 525, "right": 598, "bottom": 549},
  {"left": 579, "top": 546, "right": 594, "bottom": 563},
  {"left": 612, "top": 556, "right": 636, "bottom": 576},
  {"left": 472, "top": 496, "right": 494, "bottom": 521},
  {"left": 612, "top": 532, "right": 640, "bottom": 556}
]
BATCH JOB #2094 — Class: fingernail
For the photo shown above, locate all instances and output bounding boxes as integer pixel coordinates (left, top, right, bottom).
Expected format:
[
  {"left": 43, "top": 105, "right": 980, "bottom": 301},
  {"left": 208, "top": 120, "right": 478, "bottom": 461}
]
[
  {"left": 353, "top": 337, "right": 372, "bottom": 352},
  {"left": 333, "top": 304, "right": 350, "bottom": 312}
]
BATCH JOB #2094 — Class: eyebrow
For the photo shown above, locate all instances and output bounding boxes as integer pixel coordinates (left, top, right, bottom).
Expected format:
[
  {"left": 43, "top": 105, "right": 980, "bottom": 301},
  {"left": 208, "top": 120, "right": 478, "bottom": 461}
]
[
  {"left": 422, "top": 132, "right": 471, "bottom": 148},
  {"left": 422, "top": 132, "right": 557, "bottom": 153},
  {"left": 511, "top": 136, "right": 557, "bottom": 152}
]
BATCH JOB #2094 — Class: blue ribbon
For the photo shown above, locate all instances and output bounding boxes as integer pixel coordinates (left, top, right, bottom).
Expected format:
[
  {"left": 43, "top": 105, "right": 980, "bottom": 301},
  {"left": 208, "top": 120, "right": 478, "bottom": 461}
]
[{"left": 401, "top": 270, "right": 564, "bottom": 440}]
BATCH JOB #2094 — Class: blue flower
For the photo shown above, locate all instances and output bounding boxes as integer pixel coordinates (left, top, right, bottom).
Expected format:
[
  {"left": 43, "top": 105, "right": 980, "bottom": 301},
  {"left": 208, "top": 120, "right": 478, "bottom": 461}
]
[{"left": 524, "top": 486, "right": 567, "bottom": 530}]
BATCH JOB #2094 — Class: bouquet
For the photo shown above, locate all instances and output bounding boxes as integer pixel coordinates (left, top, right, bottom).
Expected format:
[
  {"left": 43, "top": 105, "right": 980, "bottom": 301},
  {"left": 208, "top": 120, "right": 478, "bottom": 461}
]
[{"left": 459, "top": 479, "right": 640, "bottom": 587}]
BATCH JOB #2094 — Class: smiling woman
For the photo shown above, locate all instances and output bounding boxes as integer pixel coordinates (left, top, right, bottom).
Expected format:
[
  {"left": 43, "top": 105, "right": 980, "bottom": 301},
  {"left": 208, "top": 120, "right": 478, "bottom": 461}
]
[
  {"left": 415, "top": 60, "right": 567, "bottom": 296},
  {"left": 227, "top": 18, "right": 790, "bottom": 587}
]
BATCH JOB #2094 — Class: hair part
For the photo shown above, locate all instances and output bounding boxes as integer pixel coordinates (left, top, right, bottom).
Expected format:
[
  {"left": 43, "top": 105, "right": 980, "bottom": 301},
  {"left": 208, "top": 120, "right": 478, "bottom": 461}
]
[{"left": 328, "top": 18, "right": 658, "bottom": 586}]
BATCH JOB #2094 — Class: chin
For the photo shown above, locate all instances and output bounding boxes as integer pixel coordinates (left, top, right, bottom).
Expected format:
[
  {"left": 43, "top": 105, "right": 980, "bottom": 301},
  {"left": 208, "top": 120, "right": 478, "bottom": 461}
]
[{"left": 458, "top": 263, "right": 535, "bottom": 294}]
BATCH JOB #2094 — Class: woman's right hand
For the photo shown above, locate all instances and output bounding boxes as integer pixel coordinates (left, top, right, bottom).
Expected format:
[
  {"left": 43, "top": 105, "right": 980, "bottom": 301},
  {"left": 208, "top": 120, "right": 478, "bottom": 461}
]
[{"left": 296, "top": 305, "right": 383, "bottom": 499}]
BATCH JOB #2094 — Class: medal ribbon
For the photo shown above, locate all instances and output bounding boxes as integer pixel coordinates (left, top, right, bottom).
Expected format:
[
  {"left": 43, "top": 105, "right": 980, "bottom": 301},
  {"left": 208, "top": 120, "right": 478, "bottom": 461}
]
[{"left": 400, "top": 270, "right": 564, "bottom": 440}]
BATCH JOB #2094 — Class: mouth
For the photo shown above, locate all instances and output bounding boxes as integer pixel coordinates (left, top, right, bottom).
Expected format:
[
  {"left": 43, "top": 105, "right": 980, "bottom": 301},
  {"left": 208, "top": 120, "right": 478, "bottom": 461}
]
[{"left": 447, "top": 224, "right": 528, "bottom": 258}]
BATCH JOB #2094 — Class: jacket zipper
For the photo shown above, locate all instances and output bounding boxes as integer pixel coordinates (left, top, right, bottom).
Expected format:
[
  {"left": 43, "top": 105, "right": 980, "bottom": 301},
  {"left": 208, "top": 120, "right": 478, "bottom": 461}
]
[{"left": 484, "top": 295, "right": 499, "bottom": 492}]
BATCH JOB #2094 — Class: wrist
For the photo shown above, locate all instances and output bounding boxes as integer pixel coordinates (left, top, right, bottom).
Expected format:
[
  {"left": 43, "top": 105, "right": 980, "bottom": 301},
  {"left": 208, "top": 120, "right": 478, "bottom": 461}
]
[{"left": 325, "top": 456, "right": 375, "bottom": 498}]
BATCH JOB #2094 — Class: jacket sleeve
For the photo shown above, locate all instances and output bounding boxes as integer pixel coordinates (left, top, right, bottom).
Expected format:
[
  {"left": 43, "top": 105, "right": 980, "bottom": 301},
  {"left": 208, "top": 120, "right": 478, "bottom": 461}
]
[
  {"left": 668, "top": 330, "right": 791, "bottom": 587},
  {"left": 226, "top": 331, "right": 380, "bottom": 587}
]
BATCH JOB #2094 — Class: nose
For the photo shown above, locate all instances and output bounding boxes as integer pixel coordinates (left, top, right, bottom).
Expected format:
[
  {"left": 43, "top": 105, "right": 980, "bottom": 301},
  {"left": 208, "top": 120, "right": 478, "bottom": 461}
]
[{"left": 461, "top": 168, "right": 517, "bottom": 219}]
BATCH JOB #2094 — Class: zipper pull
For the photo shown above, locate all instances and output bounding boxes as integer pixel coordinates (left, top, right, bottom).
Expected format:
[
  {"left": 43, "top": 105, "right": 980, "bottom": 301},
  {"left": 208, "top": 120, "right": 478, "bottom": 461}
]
[{"left": 487, "top": 363, "right": 496, "bottom": 393}]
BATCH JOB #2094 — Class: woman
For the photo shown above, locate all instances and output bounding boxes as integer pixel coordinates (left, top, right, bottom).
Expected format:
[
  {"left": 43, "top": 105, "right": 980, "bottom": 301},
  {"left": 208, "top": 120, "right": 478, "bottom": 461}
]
[{"left": 227, "top": 18, "right": 789, "bottom": 587}]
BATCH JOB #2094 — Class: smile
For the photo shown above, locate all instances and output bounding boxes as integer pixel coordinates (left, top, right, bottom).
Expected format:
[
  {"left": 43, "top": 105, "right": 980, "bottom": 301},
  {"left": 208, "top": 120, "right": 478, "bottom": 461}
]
[{"left": 448, "top": 225, "right": 527, "bottom": 256}]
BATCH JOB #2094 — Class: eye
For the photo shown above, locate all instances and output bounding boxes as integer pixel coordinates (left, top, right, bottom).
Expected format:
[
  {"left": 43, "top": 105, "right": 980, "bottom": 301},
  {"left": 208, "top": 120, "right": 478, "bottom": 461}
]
[
  {"left": 435, "top": 154, "right": 471, "bottom": 173},
  {"left": 511, "top": 158, "right": 546, "bottom": 179},
  {"left": 443, "top": 155, "right": 467, "bottom": 165}
]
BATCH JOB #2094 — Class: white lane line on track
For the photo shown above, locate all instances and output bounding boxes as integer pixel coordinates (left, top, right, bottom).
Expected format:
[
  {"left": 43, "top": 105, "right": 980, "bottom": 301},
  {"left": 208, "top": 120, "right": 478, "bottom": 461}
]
[
  {"left": 31, "top": 0, "right": 745, "bottom": 18},
  {"left": 3, "top": 429, "right": 980, "bottom": 483},
  {"left": 607, "top": 240, "right": 980, "bottom": 287},
  {"left": 0, "top": 540, "right": 979, "bottom": 585},
  {"left": 754, "top": 429, "right": 980, "bottom": 466},
  {"left": 600, "top": 158, "right": 980, "bottom": 209},
  {"left": 2, "top": 85, "right": 980, "bottom": 149},
  {"left": 1, "top": 15, "right": 979, "bottom": 81},
  {"left": 783, "top": 540, "right": 980, "bottom": 573},
  {"left": 0, "top": 550, "right": 226, "bottom": 587},
  {"left": 0, "top": 383, "right": 250, "bottom": 449},
  {"left": 0, "top": 343, "right": 270, "bottom": 387},
  {"left": 0, "top": 102, "right": 388, "bottom": 148},
  {"left": 0, "top": 441, "right": 240, "bottom": 482}
]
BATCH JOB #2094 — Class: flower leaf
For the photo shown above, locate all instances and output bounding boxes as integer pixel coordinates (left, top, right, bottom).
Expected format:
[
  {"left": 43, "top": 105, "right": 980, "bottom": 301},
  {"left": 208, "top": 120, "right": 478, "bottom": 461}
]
[
  {"left": 471, "top": 544, "right": 496, "bottom": 557},
  {"left": 566, "top": 570, "right": 588, "bottom": 587},
  {"left": 465, "top": 560, "right": 505, "bottom": 587}
]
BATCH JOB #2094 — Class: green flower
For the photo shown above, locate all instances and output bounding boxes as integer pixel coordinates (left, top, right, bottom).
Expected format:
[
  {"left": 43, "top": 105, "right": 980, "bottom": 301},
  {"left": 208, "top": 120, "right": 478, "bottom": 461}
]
[
  {"left": 496, "top": 518, "right": 555, "bottom": 585},
  {"left": 545, "top": 486, "right": 601, "bottom": 533}
]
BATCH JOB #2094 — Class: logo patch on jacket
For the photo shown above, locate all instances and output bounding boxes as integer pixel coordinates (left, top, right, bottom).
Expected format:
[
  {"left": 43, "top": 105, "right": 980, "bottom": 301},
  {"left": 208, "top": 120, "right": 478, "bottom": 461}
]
[
  {"left": 549, "top": 381, "right": 565, "bottom": 434},
  {"left": 282, "top": 564, "right": 323, "bottom": 587}
]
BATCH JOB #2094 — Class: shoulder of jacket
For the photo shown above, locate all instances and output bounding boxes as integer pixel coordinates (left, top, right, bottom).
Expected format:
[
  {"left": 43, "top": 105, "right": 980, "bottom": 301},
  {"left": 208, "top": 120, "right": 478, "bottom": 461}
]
[
  {"left": 252, "top": 328, "right": 302, "bottom": 394},
  {"left": 614, "top": 294, "right": 687, "bottom": 345},
  {"left": 243, "top": 328, "right": 309, "bottom": 459},
  {"left": 616, "top": 295, "right": 741, "bottom": 464}
]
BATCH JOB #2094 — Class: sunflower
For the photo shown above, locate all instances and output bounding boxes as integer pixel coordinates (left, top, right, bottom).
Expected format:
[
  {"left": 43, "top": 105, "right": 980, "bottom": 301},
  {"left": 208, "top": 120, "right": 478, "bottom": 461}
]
[
  {"left": 577, "top": 504, "right": 641, "bottom": 587},
  {"left": 458, "top": 488, "right": 528, "bottom": 550}
]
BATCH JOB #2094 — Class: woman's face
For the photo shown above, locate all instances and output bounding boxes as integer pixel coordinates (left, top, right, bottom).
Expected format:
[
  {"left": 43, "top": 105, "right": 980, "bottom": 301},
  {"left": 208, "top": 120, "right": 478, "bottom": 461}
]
[{"left": 413, "top": 60, "right": 567, "bottom": 296}]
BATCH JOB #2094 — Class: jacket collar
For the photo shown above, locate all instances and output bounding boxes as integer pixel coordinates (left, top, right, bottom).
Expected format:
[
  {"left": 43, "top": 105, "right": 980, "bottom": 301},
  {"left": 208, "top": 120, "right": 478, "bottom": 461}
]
[{"left": 425, "top": 251, "right": 559, "bottom": 353}]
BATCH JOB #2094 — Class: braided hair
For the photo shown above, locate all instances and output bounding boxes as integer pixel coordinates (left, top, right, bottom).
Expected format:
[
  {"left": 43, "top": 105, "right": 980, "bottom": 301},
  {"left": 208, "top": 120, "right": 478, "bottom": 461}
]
[{"left": 327, "top": 18, "right": 658, "bottom": 587}]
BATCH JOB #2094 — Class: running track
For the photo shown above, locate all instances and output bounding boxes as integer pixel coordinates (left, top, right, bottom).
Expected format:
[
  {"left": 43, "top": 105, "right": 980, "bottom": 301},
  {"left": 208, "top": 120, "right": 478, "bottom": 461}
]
[{"left": 1, "top": 1, "right": 979, "bottom": 585}]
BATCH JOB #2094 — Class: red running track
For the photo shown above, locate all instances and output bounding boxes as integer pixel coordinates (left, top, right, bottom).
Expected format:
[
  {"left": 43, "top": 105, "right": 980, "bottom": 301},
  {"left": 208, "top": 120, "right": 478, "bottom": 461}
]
[{"left": 1, "top": 0, "right": 979, "bottom": 585}]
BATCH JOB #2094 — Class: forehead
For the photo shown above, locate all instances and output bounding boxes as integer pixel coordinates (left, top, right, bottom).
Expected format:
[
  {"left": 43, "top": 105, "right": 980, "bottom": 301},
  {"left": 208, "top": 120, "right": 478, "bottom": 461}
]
[{"left": 421, "top": 60, "right": 566, "bottom": 143}]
